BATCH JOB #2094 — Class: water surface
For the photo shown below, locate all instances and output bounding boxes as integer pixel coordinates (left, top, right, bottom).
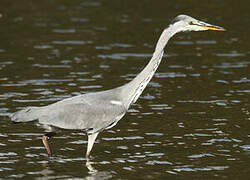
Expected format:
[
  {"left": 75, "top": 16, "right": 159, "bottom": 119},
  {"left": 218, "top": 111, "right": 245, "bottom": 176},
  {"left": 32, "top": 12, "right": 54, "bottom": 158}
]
[{"left": 0, "top": 0, "right": 249, "bottom": 179}]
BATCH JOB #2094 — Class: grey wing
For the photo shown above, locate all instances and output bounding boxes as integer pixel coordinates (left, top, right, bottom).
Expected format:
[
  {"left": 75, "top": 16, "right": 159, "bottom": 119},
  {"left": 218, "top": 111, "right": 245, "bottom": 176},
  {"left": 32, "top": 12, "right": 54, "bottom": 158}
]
[{"left": 38, "top": 101, "right": 126, "bottom": 134}]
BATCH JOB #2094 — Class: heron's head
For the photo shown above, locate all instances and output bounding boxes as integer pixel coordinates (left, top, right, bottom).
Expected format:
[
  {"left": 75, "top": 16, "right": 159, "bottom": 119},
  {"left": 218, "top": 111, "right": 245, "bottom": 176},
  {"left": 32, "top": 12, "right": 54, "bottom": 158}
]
[{"left": 170, "top": 15, "right": 225, "bottom": 32}]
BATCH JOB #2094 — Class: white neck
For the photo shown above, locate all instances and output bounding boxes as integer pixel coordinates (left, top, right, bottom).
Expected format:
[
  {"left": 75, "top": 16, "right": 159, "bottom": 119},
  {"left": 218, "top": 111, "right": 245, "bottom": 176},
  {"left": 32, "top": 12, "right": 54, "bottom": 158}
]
[{"left": 119, "top": 25, "right": 178, "bottom": 109}]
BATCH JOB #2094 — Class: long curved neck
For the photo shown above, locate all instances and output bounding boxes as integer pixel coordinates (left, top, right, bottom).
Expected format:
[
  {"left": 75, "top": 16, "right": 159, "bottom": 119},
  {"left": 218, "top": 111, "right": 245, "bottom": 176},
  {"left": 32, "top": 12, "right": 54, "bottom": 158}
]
[{"left": 119, "top": 25, "right": 179, "bottom": 109}]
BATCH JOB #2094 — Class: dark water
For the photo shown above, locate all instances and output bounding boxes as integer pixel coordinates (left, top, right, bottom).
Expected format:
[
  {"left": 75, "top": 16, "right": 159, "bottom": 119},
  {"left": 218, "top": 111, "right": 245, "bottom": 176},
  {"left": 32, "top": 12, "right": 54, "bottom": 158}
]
[{"left": 0, "top": 0, "right": 249, "bottom": 179}]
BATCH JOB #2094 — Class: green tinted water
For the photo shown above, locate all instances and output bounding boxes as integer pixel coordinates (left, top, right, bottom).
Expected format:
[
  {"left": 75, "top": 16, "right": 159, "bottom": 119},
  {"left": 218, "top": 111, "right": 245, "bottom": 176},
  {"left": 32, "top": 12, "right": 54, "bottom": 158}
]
[{"left": 0, "top": 0, "right": 249, "bottom": 179}]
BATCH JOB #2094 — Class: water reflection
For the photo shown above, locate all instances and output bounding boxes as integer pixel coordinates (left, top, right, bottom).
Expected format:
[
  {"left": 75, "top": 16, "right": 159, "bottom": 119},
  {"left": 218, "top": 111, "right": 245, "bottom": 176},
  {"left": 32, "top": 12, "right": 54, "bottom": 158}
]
[
  {"left": 86, "top": 160, "right": 97, "bottom": 174},
  {"left": 20, "top": 158, "right": 113, "bottom": 180},
  {"left": 85, "top": 171, "right": 112, "bottom": 180}
]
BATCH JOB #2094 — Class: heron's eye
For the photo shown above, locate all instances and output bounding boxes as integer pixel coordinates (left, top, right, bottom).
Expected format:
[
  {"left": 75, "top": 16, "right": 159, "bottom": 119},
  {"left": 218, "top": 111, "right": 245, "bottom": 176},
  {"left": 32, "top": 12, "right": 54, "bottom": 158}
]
[{"left": 189, "top": 21, "right": 195, "bottom": 25}]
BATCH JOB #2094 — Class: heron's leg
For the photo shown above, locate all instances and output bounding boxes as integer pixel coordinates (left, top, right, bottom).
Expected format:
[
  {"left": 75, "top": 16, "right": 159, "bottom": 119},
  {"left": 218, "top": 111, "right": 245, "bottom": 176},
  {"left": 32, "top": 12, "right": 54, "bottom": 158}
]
[
  {"left": 86, "top": 132, "right": 99, "bottom": 160},
  {"left": 42, "top": 132, "right": 56, "bottom": 157}
]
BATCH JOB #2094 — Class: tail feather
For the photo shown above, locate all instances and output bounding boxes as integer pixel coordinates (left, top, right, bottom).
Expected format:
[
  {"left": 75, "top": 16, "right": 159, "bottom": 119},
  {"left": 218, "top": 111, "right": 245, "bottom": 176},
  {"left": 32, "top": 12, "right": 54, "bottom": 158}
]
[{"left": 10, "top": 106, "right": 41, "bottom": 123}]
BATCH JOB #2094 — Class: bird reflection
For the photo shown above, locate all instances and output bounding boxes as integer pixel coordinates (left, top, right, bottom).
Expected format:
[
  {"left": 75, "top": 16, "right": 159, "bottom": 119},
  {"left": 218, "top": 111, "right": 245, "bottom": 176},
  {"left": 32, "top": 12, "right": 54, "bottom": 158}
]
[
  {"left": 39, "top": 158, "right": 112, "bottom": 179},
  {"left": 85, "top": 160, "right": 112, "bottom": 180},
  {"left": 86, "top": 160, "right": 98, "bottom": 174}
]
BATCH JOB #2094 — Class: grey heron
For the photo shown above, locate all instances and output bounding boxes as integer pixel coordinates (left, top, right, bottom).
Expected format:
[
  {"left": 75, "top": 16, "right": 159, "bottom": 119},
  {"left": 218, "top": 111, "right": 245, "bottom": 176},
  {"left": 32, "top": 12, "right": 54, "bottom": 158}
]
[{"left": 10, "top": 15, "right": 225, "bottom": 159}]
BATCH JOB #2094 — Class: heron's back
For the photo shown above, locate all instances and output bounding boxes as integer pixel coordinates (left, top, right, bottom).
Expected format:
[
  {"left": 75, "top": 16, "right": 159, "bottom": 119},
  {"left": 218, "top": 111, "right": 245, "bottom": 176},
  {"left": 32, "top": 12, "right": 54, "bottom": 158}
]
[{"left": 10, "top": 88, "right": 127, "bottom": 134}]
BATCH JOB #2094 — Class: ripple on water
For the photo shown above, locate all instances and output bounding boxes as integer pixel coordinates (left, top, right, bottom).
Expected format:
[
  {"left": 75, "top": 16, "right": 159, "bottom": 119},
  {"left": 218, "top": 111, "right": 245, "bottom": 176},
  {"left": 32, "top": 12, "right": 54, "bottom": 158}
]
[
  {"left": 149, "top": 104, "right": 172, "bottom": 110},
  {"left": 184, "top": 133, "right": 213, "bottom": 137},
  {"left": 177, "top": 100, "right": 230, "bottom": 108},
  {"left": 0, "top": 152, "right": 18, "bottom": 165},
  {"left": 188, "top": 153, "right": 215, "bottom": 159},
  {"left": 240, "top": 145, "right": 250, "bottom": 151},
  {"left": 196, "top": 40, "right": 217, "bottom": 44},
  {"left": 0, "top": 152, "right": 17, "bottom": 157},
  {"left": 214, "top": 61, "right": 250, "bottom": 69},
  {"left": 18, "top": 79, "right": 73, "bottom": 86},
  {"left": 52, "top": 40, "right": 90, "bottom": 45},
  {"left": 71, "top": 17, "right": 89, "bottom": 22},
  {"left": 0, "top": 142, "right": 6, "bottom": 146},
  {"left": 174, "top": 41, "right": 194, "bottom": 45},
  {"left": 145, "top": 132, "right": 164, "bottom": 136},
  {"left": 33, "top": 64, "right": 71, "bottom": 68},
  {"left": 97, "top": 53, "right": 170, "bottom": 60},
  {"left": 0, "top": 167, "right": 14, "bottom": 172},
  {"left": 173, "top": 165, "right": 229, "bottom": 172},
  {"left": 33, "top": 45, "right": 53, "bottom": 49},
  {"left": 216, "top": 52, "right": 245, "bottom": 57},
  {"left": 155, "top": 72, "right": 186, "bottom": 78},
  {"left": 69, "top": 140, "right": 87, "bottom": 144},
  {"left": 52, "top": 29, "right": 76, "bottom": 33},
  {"left": 146, "top": 160, "right": 172, "bottom": 165},
  {"left": 207, "top": 138, "right": 232, "bottom": 144},
  {"left": 117, "top": 146, "right": 128, "bottom": 150}
]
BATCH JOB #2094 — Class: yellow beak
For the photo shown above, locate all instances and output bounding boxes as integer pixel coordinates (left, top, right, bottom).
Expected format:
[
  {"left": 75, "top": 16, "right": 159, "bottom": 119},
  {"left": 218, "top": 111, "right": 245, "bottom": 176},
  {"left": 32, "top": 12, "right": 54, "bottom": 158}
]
[
  {"left": 198, "top": 21, "right": 226, "bottom": 31},
  {"left": 191, "top": 20, "right": 226, "bottom": 31},
  {"left": 204, "top": 26, "right": 226, "bottom": 31}
]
